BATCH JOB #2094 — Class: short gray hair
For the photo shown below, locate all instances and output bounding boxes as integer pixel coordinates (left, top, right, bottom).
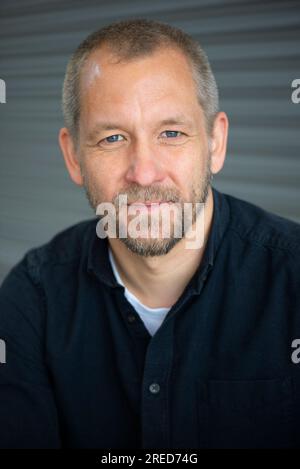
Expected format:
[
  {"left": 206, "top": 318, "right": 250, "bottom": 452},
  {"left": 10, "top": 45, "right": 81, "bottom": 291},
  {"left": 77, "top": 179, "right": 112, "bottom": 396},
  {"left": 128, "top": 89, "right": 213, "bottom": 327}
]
[{"left": 62, "top": 18, "right": 219, "bottom": 145}]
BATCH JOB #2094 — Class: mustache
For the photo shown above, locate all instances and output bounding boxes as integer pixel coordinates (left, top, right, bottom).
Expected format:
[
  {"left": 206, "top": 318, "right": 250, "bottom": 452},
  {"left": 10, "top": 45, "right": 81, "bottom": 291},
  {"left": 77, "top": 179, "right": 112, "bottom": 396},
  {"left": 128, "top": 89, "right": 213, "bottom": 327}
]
[{"left": 113, "top": 185, "right": 182, "bottom": 206}]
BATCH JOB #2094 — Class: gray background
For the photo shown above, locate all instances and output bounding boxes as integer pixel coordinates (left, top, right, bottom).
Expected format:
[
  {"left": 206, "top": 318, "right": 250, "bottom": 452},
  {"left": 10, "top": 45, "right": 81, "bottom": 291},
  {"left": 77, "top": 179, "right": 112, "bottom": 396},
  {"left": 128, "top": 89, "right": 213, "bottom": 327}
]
[{"left": 0, "top": 0, "right": 300, "bottom": 285}]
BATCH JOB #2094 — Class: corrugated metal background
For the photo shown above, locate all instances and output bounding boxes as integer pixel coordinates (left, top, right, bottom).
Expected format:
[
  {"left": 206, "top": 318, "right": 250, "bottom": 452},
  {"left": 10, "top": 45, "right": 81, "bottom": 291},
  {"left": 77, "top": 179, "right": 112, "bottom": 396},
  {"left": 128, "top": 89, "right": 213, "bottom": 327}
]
[{"left": 0, "top": 0, "right": 300, "bottom": 284}]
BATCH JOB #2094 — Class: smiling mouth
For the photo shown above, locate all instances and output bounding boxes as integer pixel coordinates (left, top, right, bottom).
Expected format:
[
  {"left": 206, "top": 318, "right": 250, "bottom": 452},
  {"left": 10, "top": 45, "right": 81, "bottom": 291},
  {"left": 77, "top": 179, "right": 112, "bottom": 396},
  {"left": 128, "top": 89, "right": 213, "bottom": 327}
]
[
  {"left": 127, "top": 201, "right": 173, "bottom": 206},
  {"left": 126, "top": 201, "right": 174, "bottom": 212}
]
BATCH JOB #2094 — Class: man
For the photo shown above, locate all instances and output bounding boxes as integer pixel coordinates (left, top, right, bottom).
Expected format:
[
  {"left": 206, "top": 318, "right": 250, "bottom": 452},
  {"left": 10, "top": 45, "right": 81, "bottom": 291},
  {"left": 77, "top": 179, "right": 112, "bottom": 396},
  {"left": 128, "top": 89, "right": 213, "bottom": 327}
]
[{"left": 0, "top": 18, "right": 299, "bottom": 449}]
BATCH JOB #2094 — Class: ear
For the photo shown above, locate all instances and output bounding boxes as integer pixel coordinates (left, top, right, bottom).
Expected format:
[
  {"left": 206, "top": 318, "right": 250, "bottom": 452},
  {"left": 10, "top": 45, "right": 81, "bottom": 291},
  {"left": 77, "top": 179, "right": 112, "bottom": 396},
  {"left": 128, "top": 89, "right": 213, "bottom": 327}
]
[
  {"left": 209, "top": 111, "right": 229, "bottom": 175},
  {"left": 58, "top": 127, "right": 83, "bottom": 186}
]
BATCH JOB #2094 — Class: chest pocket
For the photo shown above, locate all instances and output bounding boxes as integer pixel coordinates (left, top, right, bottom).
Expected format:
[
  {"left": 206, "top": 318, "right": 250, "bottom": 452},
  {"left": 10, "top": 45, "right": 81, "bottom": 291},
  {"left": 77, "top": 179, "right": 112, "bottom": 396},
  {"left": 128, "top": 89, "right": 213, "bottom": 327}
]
[{"left": 197, "top": 377, "right": 294, "bottom": 448}]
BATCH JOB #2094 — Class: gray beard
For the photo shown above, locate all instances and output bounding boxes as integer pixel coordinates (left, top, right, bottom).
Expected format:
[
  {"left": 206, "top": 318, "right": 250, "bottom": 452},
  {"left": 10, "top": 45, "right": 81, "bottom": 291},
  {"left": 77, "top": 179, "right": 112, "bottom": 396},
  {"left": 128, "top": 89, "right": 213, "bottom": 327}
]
[
  {"left": 81, "top": 158, "right": 212, "bottom": 257},
  {"left": 118, "top": 181, "right": 211, "bottom": 257}
]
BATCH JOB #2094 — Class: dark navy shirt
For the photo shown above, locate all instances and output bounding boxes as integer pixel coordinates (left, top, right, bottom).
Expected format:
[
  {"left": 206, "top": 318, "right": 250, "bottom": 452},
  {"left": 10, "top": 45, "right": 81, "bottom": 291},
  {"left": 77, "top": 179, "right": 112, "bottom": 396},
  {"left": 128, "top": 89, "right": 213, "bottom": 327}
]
[{"left": 0, "top": 187, "right": 300, "bottom": 448}]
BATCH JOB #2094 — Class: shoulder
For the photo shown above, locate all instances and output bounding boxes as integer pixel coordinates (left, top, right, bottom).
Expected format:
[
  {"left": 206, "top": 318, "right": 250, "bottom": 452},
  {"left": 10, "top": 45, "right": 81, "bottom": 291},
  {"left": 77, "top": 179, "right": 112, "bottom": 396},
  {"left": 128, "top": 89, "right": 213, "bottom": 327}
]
[
  {"left": 222, "top": 191, "right": 300, "bottom": 256},
  {"left": 2, "top": 217, "right": 98, "bottom": 288},
  {"left": 0, "top": 218, "right": 98, "bottom": 340}
]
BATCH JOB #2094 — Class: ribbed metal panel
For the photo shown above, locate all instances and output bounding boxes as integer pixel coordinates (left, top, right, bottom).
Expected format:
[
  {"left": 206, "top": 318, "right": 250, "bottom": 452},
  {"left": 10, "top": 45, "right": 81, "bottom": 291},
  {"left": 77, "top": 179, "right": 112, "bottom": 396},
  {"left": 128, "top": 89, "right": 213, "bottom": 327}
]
[{"left": 0, "top": 0, "right": 300, "bottom": 283}]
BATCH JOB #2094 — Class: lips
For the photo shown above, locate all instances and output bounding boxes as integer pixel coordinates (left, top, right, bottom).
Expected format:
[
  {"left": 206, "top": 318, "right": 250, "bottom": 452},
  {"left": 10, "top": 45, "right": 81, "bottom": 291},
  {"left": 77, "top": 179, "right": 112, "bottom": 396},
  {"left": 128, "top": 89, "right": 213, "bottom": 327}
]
[
  {"left": 128, "top": 201, "right": 172, "bottom": 206},
  {"left": 126, "top": 201, "right": 173, "bottom": 213}
]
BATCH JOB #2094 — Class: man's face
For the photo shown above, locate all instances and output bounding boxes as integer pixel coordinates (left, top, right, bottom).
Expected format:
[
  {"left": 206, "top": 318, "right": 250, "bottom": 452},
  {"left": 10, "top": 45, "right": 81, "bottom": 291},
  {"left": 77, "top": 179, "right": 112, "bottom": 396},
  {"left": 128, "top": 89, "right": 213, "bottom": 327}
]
[{"left": 77, "top": 46, "right": 213, "bottom": 256}]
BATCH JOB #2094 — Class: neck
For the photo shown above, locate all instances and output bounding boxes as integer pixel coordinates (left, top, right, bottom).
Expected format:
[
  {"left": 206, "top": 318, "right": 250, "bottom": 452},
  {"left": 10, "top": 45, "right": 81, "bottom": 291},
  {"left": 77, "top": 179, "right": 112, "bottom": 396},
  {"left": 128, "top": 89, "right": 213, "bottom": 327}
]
[{"left": 108, "top": 185, "right": 214, "bottom": 308}]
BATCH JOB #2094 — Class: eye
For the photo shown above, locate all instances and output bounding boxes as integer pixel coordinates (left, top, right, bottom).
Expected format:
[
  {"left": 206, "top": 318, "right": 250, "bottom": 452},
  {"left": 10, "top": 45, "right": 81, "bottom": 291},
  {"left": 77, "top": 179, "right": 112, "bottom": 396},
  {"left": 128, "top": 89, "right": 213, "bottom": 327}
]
[
  {"left": 160, "top": 130, "right": 184, "bottom": 139},
  {"left": 99, "top": 134, "right": 125, "bottom": 145}
]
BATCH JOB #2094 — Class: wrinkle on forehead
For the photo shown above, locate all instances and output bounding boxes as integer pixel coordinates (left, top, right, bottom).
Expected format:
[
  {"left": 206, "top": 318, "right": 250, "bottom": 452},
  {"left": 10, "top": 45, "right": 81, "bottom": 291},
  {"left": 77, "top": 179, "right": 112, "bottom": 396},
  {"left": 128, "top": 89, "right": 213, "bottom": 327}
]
[
  {"left": 81, "top": 46, "right": 194, "bottom": 92},
  {"left": 79, "top": 47, "right": 203, "bottom": 131}
]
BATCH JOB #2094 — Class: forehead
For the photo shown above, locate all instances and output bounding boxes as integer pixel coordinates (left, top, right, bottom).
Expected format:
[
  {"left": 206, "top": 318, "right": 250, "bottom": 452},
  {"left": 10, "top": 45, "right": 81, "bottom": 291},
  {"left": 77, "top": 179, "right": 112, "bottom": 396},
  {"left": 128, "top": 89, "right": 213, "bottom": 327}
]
[
  {"left": 81, "top": 44, "right": 196, "bottom": 86},
  {"left": 79, "top": 45, "right": 202, "bottom": 127}
]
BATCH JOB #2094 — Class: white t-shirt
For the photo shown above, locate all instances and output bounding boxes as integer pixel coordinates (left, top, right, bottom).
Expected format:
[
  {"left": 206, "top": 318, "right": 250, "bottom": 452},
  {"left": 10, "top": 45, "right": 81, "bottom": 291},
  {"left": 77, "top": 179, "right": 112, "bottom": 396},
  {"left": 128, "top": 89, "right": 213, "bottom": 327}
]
[{"left": 108, "top": 248, "right": 171, "bottom": 336}]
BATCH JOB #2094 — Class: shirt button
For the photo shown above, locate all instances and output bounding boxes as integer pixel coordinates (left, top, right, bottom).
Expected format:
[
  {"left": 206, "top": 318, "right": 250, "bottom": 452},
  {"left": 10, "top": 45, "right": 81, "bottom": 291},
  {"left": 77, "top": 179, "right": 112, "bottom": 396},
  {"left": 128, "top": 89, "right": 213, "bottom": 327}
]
[
  {"left": 127, "top": 313, "right": 136, "bottom": 323},
  {"left": 149, "top": 383, "right": 160, "bottom": 394}
]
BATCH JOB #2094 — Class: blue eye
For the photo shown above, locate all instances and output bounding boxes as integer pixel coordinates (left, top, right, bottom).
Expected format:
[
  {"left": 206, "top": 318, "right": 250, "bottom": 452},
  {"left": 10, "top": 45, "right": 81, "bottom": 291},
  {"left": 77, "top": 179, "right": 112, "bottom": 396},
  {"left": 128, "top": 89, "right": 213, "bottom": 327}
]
[
  {"left": 161, "top": 130, "right": 183, "bottom": 138},
  {"left": 104, "top": 134, "right": 124, "bottom": 143}
]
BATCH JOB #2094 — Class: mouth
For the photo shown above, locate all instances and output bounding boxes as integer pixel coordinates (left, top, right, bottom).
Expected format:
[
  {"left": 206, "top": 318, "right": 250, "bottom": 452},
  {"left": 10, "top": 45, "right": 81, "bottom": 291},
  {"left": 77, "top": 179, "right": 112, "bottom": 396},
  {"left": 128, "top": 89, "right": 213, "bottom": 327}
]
[
  {"left": 127, "top": 201, "right": 173, "bottom": 211},
  {"left": 127, "top": 201, "right": 173, "bottom": 206}
]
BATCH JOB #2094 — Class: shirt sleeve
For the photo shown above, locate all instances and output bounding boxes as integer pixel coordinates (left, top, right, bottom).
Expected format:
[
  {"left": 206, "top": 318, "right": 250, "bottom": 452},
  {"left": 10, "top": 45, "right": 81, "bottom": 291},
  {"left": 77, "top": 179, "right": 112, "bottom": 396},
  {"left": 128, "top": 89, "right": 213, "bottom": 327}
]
[{"left": 0, "top": 253, "right": 61, "bottom": 448}]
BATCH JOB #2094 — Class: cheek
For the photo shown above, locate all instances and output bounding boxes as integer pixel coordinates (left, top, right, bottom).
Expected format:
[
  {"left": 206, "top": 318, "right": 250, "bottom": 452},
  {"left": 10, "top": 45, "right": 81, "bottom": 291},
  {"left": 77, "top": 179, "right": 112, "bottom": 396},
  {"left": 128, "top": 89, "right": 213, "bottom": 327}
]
[
  {"left": 190, "top": 147, "right": 209, "bottom": 176},
  {"left": 172, "top": 149, "right": 203, "bottom": 183},
  {"left": 179, "top": 151, "right": 208, "bottom": 198},
  {"left": 86, "top": 155, "right": 131, "bottom": 202},
  {"left": 81, "top": 158, "right": 112, "bottom": 200}
]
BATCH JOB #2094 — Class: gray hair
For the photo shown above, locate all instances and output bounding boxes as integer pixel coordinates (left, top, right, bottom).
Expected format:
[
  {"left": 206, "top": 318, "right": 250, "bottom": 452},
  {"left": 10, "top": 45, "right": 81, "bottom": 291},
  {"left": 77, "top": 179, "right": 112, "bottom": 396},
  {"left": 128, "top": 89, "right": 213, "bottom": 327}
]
[{"left": 62, "top": 18, "right": 219, "bottom": 145}]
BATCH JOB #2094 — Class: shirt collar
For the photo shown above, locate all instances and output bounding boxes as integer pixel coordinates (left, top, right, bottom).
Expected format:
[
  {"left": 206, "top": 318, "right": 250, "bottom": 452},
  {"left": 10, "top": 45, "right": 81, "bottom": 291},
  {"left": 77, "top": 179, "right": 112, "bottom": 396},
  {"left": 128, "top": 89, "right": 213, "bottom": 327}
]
[
  {"left": 86, "top": 186, "right": 231, "bottom": 290},
  {"left": 188, "top": 185, "right": 231, "bottom": 293},
  {"left": 205, "top": 185, "right": 231, "bottom": 267}
]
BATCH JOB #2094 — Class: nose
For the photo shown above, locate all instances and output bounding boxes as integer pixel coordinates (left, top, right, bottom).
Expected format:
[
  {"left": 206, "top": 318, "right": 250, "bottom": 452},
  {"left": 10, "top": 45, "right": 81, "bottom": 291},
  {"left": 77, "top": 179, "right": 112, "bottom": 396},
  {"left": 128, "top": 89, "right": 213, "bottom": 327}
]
[{"left": 124, "top": 139, "right": 166, "bottom": 186}]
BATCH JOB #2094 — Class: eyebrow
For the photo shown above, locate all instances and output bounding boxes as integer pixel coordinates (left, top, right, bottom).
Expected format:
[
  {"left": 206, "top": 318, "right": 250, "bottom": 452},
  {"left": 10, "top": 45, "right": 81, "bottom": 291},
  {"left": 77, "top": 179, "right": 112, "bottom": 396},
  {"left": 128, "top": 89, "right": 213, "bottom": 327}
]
[{"left": 86, "top": 115, "right": 193, "bottom": 141}]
